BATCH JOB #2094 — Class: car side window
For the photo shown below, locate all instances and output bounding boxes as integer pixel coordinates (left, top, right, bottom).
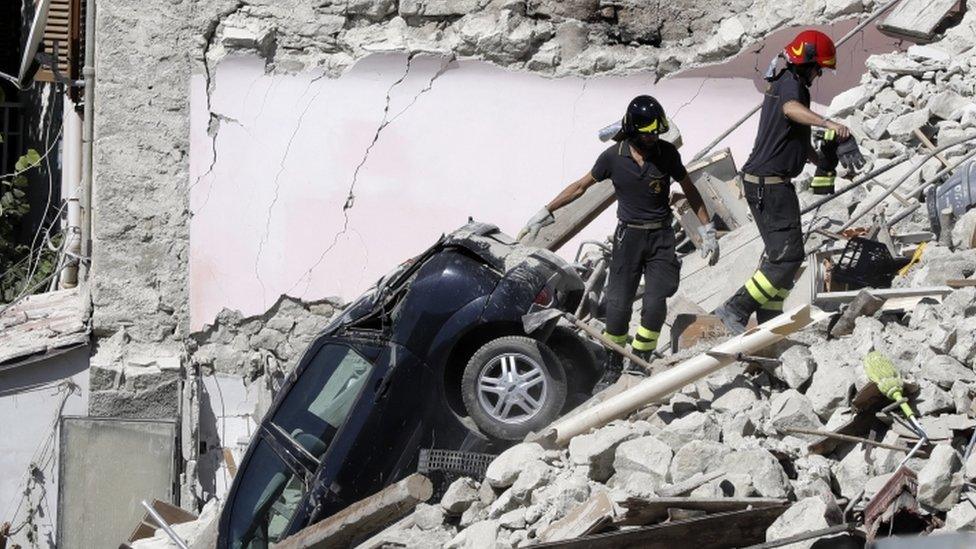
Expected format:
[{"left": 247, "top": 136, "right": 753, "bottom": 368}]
[
  {"left": 226, "top": 344, "right": 375, "bottom": 547},
  {"left": 271, "top": 345, "right": 373, "bottom": 457}
]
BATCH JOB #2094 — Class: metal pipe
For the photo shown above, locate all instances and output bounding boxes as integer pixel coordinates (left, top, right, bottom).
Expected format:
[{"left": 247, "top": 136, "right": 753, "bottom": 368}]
[
  {"left": 140, "top": 500, "right": 190, "bottom": 549},
  {"left": 535, "top": 305, "right": 827, "bottom": 446},
  {"left": 59, "top": 98, "right": 83, "bottom": 288},
  {"left": 690, "top": 0, "right": 904, "bottom": 162},
  {"left": 841, "top": 133, "right": 976, "bottom": 230},
  {"left": 79, "top": 0, "right": 96, "bottom": 281}
]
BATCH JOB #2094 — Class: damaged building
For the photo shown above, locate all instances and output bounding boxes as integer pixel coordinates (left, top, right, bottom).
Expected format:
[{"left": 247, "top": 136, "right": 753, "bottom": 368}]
[{"left": 5, "top": 0, "right": 976, "bottom": 547}]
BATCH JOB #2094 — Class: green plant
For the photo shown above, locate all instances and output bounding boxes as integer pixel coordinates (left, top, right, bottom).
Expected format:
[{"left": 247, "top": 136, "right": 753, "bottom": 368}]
[{"left": 1, "top": 148, "right": 60, "bottom": 303}]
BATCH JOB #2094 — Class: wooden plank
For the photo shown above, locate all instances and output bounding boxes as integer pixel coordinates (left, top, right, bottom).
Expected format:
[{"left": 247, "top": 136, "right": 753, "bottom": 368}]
[
  {"left": 878, "top": 0, "right": 962, "bottom": 42},
  {"left": 948, "top": 279, "right": 976, "bottom": 288},
  {"left": 616, "top": 496, "right": 786, "bottom": 527},
  {"left": 274, "top": 474, "right": 432, "bottom": 549},
  {"left": 534, "top": 505, "right": 789, "bottom": 549},
  {"left": 537, "top": 490, "right": 616, "bottom": 543}
]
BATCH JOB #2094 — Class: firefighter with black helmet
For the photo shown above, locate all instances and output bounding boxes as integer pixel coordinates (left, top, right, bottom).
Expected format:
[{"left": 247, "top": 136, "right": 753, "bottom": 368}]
[
  {"left": 519, "top": 95, "right": 719, "bottom": 387},
  {"left": 714, "top": 30, "right": 865, "bottom": 333}
]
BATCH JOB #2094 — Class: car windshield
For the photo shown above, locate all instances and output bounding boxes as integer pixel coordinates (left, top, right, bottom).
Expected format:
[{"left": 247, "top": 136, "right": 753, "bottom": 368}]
[{"left": 226, "top": 344, "right": 374, "bottom": 547}]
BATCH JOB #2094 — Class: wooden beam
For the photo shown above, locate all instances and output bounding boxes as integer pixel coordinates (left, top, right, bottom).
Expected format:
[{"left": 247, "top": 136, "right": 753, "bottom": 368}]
[
  {"left": 538, "top": 490, "right": 616, "bottom": 543},
  {"left": 616, "top": 496, "right": 787, "bottom": 527},
  {"left": 878, "top": 0, "right": 963, "bottom": 43},
  {"left": 273, "top": 474, "right": 432, "bottom": 549},
  {"left": 533, "top": 505, "right": 789, "bottom": 549}
]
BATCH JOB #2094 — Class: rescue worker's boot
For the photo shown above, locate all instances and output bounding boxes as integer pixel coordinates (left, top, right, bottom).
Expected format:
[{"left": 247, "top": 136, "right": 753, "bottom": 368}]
[
  {"left": 594, "top": 352, "right": 625, "bottom": 392},
  {"left": 627, "top": 349, "right": 659, "bottom": 376},
  {"left": 714, "top": 289, "right": 755, "bottom": 335}
]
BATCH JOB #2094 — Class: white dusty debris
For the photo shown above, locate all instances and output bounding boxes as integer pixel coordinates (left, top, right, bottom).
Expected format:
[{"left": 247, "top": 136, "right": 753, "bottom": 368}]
[{"left": 368, "top": 9, "right": 976, "bottom": 546}]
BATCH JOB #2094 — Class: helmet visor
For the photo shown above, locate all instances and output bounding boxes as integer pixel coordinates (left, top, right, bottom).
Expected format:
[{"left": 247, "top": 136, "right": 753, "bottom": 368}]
[{"left": 636, "top": 117, "right": 668, "bottom": 134}]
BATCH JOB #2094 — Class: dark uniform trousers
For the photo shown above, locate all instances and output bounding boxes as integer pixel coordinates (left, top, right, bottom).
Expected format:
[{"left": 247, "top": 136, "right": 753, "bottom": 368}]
[
  {"left": 725, "top": 179, "right": 805, "bottom": 323},
  {"left": 604, "top": 223, "right": 681, "bottom": 352}
]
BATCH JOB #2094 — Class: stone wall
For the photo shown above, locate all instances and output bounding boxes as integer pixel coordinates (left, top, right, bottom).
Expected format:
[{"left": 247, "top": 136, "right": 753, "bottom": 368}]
[{"left": 88, "top": 0, "right": 875, "bottom": 413}]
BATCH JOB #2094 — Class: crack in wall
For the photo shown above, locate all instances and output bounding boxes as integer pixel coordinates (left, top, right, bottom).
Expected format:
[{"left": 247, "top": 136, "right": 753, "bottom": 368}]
[
  {"left": 287, "top": 54, "right": 455, "bottom": 298},
  {"left": 253, "top": 72, "right": 330, "bottom": 308},
  {"left": 189, "top": 0, "right": 247, "bottom": 200},
  {"left": 671, "top": 76, "right": 709, "bottom": 121},
  {"left": 560, "top": 79, "right": 588, "bottom": 181}
]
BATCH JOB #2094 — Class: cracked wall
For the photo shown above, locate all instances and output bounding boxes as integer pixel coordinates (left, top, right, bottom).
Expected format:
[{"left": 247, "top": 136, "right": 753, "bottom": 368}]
[
  {"left": 189, "top": 25, "right": 903, "bottom": 327},
  {"left": 92, "top": 0, "right": 885, "bottom": 411}
]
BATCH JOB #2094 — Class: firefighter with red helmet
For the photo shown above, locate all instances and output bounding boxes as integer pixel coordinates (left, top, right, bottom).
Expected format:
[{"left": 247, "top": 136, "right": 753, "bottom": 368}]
[{"left": 715, "top": 30, "right": 864, "bottom": 333}]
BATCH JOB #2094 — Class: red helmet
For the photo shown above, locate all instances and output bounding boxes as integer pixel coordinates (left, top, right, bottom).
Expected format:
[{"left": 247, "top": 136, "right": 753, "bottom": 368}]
[{"left": 784, "top": 30, "right": 836, "bottom": 69}]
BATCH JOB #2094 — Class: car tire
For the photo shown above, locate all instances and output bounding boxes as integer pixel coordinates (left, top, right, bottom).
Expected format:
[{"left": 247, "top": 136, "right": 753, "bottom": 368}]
[{"left": 461, "top": 336, "right": 568, "bottom": 441}]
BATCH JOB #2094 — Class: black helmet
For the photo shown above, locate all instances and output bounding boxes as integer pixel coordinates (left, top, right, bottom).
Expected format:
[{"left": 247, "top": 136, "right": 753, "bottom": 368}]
[{"left": 621, "top": 95, "right": 669, "bottom": 137}]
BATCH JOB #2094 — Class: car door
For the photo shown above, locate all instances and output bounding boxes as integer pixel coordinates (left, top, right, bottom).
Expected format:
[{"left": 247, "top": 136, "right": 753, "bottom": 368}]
[
  {"left": 218, "top": 340, "right": 383, "bottom": 548},
  {"left": 298, "top": 339, "right": 432, "bottom": 525}
]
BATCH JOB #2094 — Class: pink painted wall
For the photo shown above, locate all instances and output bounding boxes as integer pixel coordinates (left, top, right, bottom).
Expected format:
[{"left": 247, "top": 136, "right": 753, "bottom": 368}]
[{"left": 189, "top": 24, "right": 903, "bottom": 328}]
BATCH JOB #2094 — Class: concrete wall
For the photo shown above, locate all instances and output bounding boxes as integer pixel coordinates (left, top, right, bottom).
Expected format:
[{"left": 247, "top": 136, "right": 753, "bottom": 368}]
[{"left": 0, "top": 347, "right": 89, "bottom": 547}]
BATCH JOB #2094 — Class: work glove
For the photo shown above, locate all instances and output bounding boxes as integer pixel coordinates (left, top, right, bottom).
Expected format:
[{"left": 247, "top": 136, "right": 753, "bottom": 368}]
[
  {"left": 697, "top": 223, "right": 720, "bottom": 266},
  {"left": 517, "top": 207, "right": 555, "bottom": 241},
  {"left": 837, "top": 137, "right": 866, "bottom": 171}
]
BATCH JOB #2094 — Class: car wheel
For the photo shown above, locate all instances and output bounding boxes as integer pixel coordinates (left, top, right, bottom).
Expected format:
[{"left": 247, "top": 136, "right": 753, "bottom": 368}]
[{"left": 461, "top": 336, "right": 568, "bottom": 441}]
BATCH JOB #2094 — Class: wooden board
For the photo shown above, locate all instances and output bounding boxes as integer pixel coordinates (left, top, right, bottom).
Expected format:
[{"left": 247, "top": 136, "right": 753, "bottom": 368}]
[
  {"left": 616, "top": 496, "right": 786, "bottom": 527},
  {"left": 537, "top": 490, "right": 616, "bottom": 543},
  {"left": 534, "top": 505, "right": 789, "bottom": 549},
  {"left": 878, "top": 0, "right": 963, "bottom": 43},
  {"left": 274, "top": 474, "right": 432, "bottom": 549}
]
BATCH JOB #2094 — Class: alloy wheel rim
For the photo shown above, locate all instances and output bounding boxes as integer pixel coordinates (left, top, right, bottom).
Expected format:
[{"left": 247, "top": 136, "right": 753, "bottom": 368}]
[{"left": 476, "top": 353, "right": 548, "bottom": 424}]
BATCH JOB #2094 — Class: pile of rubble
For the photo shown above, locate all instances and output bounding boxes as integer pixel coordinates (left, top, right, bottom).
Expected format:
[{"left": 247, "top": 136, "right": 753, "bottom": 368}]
[{"left": 365, "top": 10, "right": 976, "bottom": 549}]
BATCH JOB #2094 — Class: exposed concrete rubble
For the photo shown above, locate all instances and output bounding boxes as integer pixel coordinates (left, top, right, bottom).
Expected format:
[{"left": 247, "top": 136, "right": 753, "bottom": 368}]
[{"left": 363, "top": 8, "right": 976, "bottom": 547}]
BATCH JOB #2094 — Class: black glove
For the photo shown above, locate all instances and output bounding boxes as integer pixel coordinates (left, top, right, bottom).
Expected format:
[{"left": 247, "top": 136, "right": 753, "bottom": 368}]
[
  {"left": 813, "top": 133, "right": 839, "bottom": 195},
  {"left": 837, "top": 137, "right": 866, "bottom": 171}
]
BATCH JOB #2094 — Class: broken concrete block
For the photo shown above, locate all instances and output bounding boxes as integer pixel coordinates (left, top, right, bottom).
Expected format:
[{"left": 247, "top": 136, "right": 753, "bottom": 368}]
[
  {"left": 612, "top": 435, "right": 672, "bottom": 489},
  {"left": 658, "top": 411, "right": 720, "bottom": 450},
  {"left": 413, "top": 503, "right": 447, "bottom": 530},
  {"left": 928, "top": 90, "right": 970, "bottom": 121},
  {"left": 710, "top": 375, "right": 759, "bottom": 414},
  {"left": 952, "top": 209, "right": 976, "bottom": 250},
  {"left": 916, "top": 380, "right": 956, "bottom": 416},
  {"left": 940, "top": 495, "right": 976, "bottom": 531},
  {"left": 952, "top": 380, "right": 973, "bottom": 417},
  {"left": 722, "top": 447, "right": 790, "bottom": 498},
  {"left": 769, "top": 389, "right": 825, "bottom": 436},
  {"left": 918, "top": 444, "right": 964, "bottom": 512},
  {"left": 915, "top": 351, "right": 975, "bottom": 390},
  {"left": 775, "top": 346, "right": 817, "bottom": 389},
  {"left": 568, "top": 423, "right": 639, "bottom": 482},
  {"left": 887, "top": 107, "right": 931, "bottom": 138},
  {"left": 828, "top": 84, "right": 871, "bottom": 118},
  {"left": 697, "top": 17, "right": 745, "bottom": 61},
  {"left": 485, "top": 442, "right": 545, "bottom": 488},
  {"left": 765, "top": 495, "right": 843, "bottom": 549},
  {"left": 442, "top": 478, "right": 481, "bottom": 515},
  {"left": 805, "top": 363, "right": 856, "bottom": 421},
  {"left": 893, "top": 75, "right": 918, "bottom": 96},
  {"left": 722, "top": 412, "right": 757, "bottom": 448},
  {"left": 459, "top": 501, "right": 487, "bottom": 529},
  {"left": 833, "top": 447, "right": 874, "bottom": 500},
  {"left": 447, "top": 519, "right": 499, "bottom": 549},
  {"left": 669, "top": 440, "right": 730, "bottom": 484},
  {"left": 824, "top": 0, "right": 864, "bottom": 18},
  {"left": 510, "top": 459, "right": 555, "bottom": 501}
]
